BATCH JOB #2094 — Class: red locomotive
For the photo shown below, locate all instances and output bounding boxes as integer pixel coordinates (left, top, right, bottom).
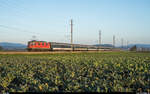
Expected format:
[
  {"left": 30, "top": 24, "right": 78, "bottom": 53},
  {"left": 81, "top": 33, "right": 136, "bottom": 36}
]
[{"left": 27, "top": 40, "right": 51, "bottom": 51}]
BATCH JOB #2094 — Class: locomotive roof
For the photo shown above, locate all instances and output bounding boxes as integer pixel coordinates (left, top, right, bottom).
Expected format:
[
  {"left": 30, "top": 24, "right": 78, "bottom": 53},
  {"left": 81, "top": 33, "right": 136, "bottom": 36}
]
[{"left": 29, "top": 40, "right": 48, "bottom": 42}]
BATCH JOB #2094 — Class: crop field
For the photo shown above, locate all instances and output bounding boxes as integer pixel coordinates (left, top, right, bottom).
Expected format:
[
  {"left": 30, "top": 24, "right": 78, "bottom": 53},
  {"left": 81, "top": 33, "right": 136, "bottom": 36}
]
[{"left": 0, "top": 52, "right": 150, "bottom": 92}]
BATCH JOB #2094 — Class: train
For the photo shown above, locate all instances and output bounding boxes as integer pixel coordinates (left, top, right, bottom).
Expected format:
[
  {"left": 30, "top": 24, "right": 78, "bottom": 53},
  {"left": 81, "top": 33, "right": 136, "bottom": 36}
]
[{"left": 27, "top": 40, "right": 114, "bottom": 51}]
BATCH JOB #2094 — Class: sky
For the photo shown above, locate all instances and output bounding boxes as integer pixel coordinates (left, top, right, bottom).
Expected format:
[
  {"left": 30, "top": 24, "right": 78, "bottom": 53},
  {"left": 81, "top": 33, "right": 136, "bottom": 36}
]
[{"left": 0, "top": 0, "right": 150, "bottom": 46}]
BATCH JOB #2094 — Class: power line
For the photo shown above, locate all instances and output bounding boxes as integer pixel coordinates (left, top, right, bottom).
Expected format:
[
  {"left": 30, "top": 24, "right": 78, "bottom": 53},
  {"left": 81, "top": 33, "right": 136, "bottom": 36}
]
[
  {"left": 99, "top": 30, "right": 101, "bottom": 45},
  {"left": 0, "top": 25, "right": 39, "bottom": 35},
  {"left": 0, "top": 0, "right": 30, "bottom": 17}
]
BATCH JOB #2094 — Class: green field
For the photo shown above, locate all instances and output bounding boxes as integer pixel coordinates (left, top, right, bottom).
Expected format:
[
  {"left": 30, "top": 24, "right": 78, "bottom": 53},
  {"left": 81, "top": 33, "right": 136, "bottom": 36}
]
[{"left": 0, "top": 52, "right": 150, "bottom": 92}]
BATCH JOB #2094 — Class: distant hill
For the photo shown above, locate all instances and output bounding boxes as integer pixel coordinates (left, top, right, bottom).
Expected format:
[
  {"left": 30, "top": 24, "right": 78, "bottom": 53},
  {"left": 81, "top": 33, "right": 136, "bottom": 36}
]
[
  {"left": 93, "top": 44, "right": 114, "bottom": 47},
  {"left": 117, "top": 44, "right": 150, "bottom": 50},
  {"left": 127, "top": 44, "right": 150, "bottom": 48},
  {"left": 94, "top": 44, "right": 150, "bottom": 49},
  {"left": 0, "top": 42, "right": 27, "bottom": 50}
]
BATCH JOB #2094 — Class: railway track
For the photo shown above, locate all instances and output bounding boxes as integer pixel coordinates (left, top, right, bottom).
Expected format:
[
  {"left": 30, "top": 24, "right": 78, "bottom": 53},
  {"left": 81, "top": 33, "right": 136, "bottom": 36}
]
[{"left": 0, "top": 50, "right": 121, "bottom": 55}]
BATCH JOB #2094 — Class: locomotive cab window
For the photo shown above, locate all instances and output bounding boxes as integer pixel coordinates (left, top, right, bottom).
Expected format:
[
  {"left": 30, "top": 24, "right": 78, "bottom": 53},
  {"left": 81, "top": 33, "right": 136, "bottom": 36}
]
[
  {"left": 33, "top": 42, "right": 36, "bottom": 45},
  {"left": 29, "top": 42, "right": 32, "bottom": 46},
  {"left": 31, "top": 42, "right": 36, "bottom": 46}
]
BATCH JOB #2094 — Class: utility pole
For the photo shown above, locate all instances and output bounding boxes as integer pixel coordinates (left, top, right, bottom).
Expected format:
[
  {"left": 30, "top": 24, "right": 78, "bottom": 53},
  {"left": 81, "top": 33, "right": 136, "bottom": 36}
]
[
  {"left": 127, "top": 40, "right": 129, "bottom": 48},
  {"left": 121, "top": 38, "right": 124, "bottom": 48},
  {"left": 71, "top": 19, "right": 73, "bottom": 50},
  {"left": 113, "top": 35, "right": 115, "bottom": 48},
  {"left": 99, "top": 30, "right": 101, "bottom": 45}
]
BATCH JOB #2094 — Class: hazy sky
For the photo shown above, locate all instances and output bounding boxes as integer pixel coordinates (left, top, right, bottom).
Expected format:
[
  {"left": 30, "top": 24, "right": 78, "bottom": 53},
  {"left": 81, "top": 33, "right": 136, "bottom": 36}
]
[{"left": 0, "top": 0, "right": 150, "bottom": 46}]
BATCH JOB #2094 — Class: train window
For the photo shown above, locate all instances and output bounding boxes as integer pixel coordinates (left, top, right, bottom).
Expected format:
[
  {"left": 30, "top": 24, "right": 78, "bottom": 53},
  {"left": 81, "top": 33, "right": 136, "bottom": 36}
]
[
  {"left": 47, "top": 43, "right": 49, "bottom": 45},
  {"left": 42, "top": 42, "right": 44, "bottom": 46},
  {"left": 38, "top": 42, "right": 41, "bottom": 45}
]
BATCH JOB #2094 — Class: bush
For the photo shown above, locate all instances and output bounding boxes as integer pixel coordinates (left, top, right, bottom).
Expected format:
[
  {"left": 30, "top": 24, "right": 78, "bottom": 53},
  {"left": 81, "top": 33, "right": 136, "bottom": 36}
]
[
  {"left": 130, "top": 45, "right": 137, "bottom": 51},
  {"left": 0, "top": 52, "right": 150, "bottom": 92},
  {"left": 0, "top": 46, "right": 3, "bottom": 51}
]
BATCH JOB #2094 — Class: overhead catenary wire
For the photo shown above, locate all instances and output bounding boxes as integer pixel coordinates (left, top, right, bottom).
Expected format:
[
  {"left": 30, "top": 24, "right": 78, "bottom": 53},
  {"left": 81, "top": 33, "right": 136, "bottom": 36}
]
[
  {"left": 0, "top": 25, "right": 39, "bottom": 35},
  {"left": 0, "top": 0, "right": 67, "bottom": 40},
  {"left": 0, "top": 0, "right": 31, "bottom": 17}
]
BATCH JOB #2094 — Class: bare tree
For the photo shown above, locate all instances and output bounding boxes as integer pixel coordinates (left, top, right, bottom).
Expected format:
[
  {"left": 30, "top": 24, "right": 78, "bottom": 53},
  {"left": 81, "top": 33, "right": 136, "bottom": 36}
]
[{"left": 130, "top": 45, "right": 137, "bottom": 51}]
